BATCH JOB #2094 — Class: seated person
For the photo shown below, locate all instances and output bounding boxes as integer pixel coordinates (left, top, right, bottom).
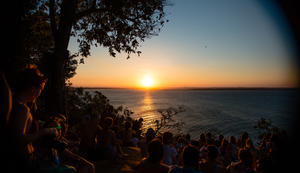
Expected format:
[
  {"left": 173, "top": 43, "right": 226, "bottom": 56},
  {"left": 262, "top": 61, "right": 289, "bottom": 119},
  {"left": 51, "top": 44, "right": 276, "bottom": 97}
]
[
  {"left": 225, "top": 148, "right": 256, "bottom": 173},
  {"left": 162, "top": 131, "right": 181, "bottom": 166},
  {"left": 191, "top": 140, "right": 200, "bottom": 150},
  {"left": 137, "top": 139, "right": 170, "bottom": 173},
  {"left": 140, "top": 128, "right": 156, "bottom": 158},
  {"left": 100, "top": 105, "right": 118, "bottom": 127},
  {"left": 5, "top": 66, "right": 67, "bottom": 173},
  {"left": 237, "top": 132, "right": 249, "bottom": 149},
  {"left": 169, "top": 145, "right": 200, "bottom": 173},
  {"left": 206, "top": 132, "right": 216, "bottom": 145},
  {"left": 97, "top": 117, "right": 128, "bottom": 159},
  {"left": 199, "top": 145, "right": 226, "bottom": 173},
  {"left": 132, "top": 131, "right": 139, "bottom": 147},
  {"left": 215, "top": 135, "right": 224, "bottom": 148},
  {"left": 219, "top": 139, "right": 232, "bottom": 167},
  {"left": 229, "top": 136, "right": 239, "bottom": 158},
  {"left": 120, "top": 121, "right": 133, "bottom": 147},
  {"left": 175, "top": 137, "right": 186, "bottom": 156},
  {"left": 57, "top": 115, "right": 79, "bottom": 154},
  {"left": 185, "top": 133, "right": 192, "bottom": 145},
  {"left": 55, "top": 114, "right": 80, "bottom": 142},
  {"left": 201, "top": 140, "right": 224, "bottom": 162},
  {"left": 80, "top": 114, "right": 102, "bottom": 161},
  {"left": 43, "top": 117, "right": 95, "bottom": 173}
]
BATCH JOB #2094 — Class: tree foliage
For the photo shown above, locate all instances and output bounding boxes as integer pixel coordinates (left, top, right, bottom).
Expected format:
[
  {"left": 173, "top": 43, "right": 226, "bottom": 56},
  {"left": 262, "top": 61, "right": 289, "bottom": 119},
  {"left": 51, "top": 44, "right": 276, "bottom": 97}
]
[{"left": 253, "top": 117, "right": 280, "bottom": 145}]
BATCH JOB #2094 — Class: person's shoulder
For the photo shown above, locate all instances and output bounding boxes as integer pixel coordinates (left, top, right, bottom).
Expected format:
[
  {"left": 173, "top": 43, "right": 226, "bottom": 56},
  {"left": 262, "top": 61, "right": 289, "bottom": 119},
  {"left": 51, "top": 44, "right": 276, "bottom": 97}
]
[
  {"left": 11, "top": 103, "right": 29, "bottom": 119},
  {"left": 169, "top": 165, "right": 184, "bottom": 173}
]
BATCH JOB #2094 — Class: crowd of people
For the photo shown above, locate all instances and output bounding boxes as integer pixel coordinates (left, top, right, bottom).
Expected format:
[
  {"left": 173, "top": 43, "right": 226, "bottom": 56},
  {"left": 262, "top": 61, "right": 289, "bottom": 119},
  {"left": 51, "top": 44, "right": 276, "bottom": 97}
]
[{"left": 0, "top": 66, "right": 295, "bottom": 173}]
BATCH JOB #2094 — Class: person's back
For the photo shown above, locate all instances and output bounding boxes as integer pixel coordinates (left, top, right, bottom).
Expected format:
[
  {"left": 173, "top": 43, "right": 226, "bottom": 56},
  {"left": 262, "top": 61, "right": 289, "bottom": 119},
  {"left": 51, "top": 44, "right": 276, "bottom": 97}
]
[
  {"left": 97, "top": 127, "right": 115, "bottom": 148},
  {"left": 120, "top": 121, "right": 133, "bottom": 146},
  {"left": 101, "top": 106, "right": 118, "bottom": 127},
  {"left": 138, "top": 158, "right": 170, "bottom": 173},
  {"left": 227, "top": 162, "right": 255, "bottom": 173},
  {"left": 97, "top": 117, "right": 118, "bottom": 159},
  {"left": 169, "top": 145, "right": 201, "bottom": 173},
  {"left": 225, "top": 148, "right": 256, "bottom": 173},
  {"left": 80, "top": 114, "right": 101, "bottom": 150},
  {"left": 138, "top": 139, "right": 170, "bottom": 173},
  {"left": 199, "top": 146, "right": 225, "bottom": 173}
]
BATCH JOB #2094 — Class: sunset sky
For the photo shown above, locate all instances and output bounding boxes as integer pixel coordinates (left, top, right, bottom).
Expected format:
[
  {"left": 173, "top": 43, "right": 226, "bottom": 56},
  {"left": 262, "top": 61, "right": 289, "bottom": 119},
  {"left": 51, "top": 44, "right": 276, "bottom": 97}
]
[{"left": 68, "top": 0, "right": 299, "bottom": 89}]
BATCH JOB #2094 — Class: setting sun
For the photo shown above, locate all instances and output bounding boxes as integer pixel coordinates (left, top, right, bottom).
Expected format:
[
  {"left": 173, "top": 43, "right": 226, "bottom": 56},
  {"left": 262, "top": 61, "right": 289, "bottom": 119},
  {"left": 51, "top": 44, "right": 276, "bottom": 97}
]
[{"left": 142, "top": 76, "right": 154, "bottom": 87}]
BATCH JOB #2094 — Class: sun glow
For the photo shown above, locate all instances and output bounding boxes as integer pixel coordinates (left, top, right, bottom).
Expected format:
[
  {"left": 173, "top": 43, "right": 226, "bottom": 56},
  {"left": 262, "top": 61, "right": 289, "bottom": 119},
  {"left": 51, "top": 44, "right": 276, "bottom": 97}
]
[{"left": 142, "top": 76, "right": 154, "bottom": 87}]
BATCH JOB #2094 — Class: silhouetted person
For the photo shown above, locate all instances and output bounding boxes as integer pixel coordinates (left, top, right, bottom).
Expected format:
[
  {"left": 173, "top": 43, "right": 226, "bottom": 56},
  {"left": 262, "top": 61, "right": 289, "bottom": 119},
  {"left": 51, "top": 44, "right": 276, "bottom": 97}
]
[
  {"left": 120, "top": 121, "right": 134, "bottom": 147},
  {"left": 215, "top": 134, "right": 224, "bottom": 148},
  {"left": 80, "top": 114, "right": 101, "bottom": 161},
  {"left": 132, "top": 117, "right": 143, "bottom": 138},
  {"left": 140, "top": 128, "right": 156, "bottom": 158},
  {"left": 169, "top": 145, "right": 200, "bottom": 173},
  {"left": 206, "top": 132, "right": 215, "bottom": 145},
  {"left": 225, "top": 148, "right": 256, "bottom": 173},
  {"left": 137, "top": 139, "right": 170, "bottom": 173},
  {"left": 199, "top": 145, "right": 226, "bottom": 173},
  {"left": 82, "top": 107, "right": 94, "bottom": 124},
  {"left": 100, "top": 105, "right": 118, "bottom": 127},
  {"left": 6, "top": 66, "right": 58, "bottom": 172},
  {"left": 97, "top": 117, "right": 128, "bottom": 159},
  {"left": 0, "top": 69, "right": 12, "bottom": 172}
]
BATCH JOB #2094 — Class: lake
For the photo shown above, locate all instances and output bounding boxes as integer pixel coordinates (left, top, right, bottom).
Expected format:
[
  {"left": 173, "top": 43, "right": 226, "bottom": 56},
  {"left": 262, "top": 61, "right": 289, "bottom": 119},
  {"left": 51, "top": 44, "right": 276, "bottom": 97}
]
[{"left": 85, "top": 89, "right": 298, "bottom": 145}]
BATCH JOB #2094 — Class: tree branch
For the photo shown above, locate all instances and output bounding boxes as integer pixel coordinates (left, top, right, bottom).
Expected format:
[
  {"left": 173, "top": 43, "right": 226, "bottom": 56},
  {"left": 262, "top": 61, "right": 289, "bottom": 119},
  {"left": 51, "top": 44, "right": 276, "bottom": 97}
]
[
  {"left": 75, "top": 6, "right": 107, "bottom": 21},
  {"left": 49, "top": 0, "right": 57, "bottom": 39}
]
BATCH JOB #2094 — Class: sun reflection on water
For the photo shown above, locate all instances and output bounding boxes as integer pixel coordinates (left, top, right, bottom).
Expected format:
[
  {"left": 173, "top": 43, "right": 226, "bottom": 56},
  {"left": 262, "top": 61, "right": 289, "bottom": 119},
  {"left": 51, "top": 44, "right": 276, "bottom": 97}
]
[{"left": 140, "top": 91, "right": 158, "bottom": 133}]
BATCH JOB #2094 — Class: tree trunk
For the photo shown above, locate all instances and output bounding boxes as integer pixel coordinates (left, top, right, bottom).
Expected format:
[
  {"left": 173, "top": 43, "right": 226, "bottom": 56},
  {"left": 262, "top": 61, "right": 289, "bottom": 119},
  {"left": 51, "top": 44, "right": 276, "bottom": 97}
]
[{"left": 46, "top": 0, "right": 78, "bottom": 118}]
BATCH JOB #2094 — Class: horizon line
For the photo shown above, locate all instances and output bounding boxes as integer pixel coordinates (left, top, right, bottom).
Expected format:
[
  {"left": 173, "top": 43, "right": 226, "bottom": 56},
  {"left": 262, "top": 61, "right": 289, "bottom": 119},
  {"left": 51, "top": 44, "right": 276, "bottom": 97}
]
[{"left": 71, "top": 86, "right": 299, "bottom": 90}]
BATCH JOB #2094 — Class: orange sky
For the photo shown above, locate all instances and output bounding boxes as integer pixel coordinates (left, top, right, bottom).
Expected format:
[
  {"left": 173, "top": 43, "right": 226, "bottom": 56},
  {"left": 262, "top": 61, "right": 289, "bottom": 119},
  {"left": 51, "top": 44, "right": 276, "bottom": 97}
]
[{"left": 68, "top": 0, "right": 299, "bottom": 89}]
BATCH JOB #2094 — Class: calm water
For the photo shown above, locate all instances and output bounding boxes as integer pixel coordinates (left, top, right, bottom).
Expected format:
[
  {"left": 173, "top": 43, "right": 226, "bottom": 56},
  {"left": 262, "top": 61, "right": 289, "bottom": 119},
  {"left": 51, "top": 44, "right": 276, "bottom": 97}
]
[{"left": 85, "top": 89, "right": 298, "bottom": 145}]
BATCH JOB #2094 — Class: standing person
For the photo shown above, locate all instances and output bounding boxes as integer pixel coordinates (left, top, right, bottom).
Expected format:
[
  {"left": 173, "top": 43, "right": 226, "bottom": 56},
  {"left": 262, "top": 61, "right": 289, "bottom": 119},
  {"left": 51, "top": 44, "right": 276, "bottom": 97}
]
[
  {"left": 82, "top": 108, "right": 94, "bottom": 124},
  {"left": 132, "top": 117, "right": 143, "bottom": 138},
  {"left": 169, "top": 145, "right": 200, "bottom": 173},
  {"left": 6, "top": 66, "right": 59, "bottom": 172},
  {"left": 162, "top": 131, "right": 181, "bottom": 166},
  {"left": 100, "top": 105, "right": 118, "bottom": 127},
  {"left": 80, "top": 114, "right": 102, "bottom": 161},
  {"left": 137, "top": 139, "right": 170, "bottom": 173},
  {"left": 120, "top": 121, "right": 134, "bottom": 147}
]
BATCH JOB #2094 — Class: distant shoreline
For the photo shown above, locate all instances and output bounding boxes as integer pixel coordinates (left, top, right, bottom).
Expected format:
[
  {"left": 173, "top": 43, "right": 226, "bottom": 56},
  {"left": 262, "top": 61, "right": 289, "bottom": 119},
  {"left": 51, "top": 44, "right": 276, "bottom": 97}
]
[{"left": 74, "top": 87, "right": 299, "bottom": 90}]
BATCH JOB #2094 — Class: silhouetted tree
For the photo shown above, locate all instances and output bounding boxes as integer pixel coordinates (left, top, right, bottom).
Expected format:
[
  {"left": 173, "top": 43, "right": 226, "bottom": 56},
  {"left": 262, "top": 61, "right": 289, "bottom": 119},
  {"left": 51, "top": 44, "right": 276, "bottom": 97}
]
[{"left": 41, "top": 0, "right": 172, "bottom": 117}]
